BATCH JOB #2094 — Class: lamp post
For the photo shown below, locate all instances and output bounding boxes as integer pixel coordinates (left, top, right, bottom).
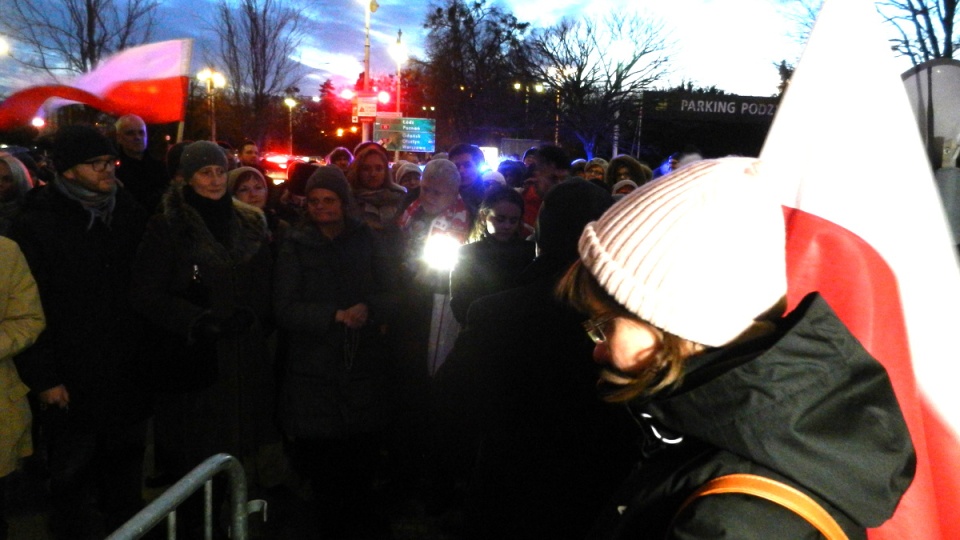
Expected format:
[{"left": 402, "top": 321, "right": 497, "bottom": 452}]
[
  {"left": 359, "top": 0, "right": 379, "bottom": 143},
  {"left": 389, "top": 29, "right": 407, "bottom": 161},
  {"left": 284, "top": 97, "right": 297, "bottom": 154},
  {"left": 513, "top": 82, "right": 544, "bottom": 138},
  {"left": 197, "top": 68, "right": 226, "bottom": 141}
]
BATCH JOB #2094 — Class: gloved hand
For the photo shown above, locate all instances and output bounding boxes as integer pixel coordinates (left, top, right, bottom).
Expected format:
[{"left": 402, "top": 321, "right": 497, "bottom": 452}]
[{"left": 192, "top": 309, "right": 256, "bottom": 340}]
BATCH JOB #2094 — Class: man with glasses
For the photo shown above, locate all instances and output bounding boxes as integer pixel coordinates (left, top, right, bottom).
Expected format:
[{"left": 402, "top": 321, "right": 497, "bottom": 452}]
[
  {"left": 9, "top": 124, "right": 150, "bottom": 539},
  {"left": 114, "top": 114, "right": 169, "bottom": 213}
]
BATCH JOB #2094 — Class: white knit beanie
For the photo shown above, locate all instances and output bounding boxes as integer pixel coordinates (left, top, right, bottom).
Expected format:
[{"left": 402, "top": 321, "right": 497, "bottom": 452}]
[{"left": 578, "top": 157, "right": 786, "bottom": 347}]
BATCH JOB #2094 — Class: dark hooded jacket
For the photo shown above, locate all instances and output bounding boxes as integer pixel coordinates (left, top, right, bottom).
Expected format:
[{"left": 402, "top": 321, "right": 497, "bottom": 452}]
[{"left": 589, "top": 293, "right": 916, "bottom": 540}]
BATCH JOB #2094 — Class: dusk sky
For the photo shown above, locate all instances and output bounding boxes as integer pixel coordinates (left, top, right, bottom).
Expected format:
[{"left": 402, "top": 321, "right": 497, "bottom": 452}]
[{"left": 0, "top": 0, "right": 917, "bottom": 98}]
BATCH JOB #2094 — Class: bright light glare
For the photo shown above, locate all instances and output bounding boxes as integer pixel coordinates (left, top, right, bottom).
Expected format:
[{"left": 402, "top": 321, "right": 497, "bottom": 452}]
[
  {"left": 284, "top": 97, "right": 297, "bottom": 108},
  {"left": 340, "top": 89, "right": 355, "bottom": 100},
  {"left": 377, "top": 91, "right": 390, "bottom": 104},
  {"left": 422, "top": 234, "right": 461, "bottom": 272},
  {"left": 31, "top": 117, "right": 45, "bottom": 128},
  {"left": 0, "top": 38, "right": 10, "bottom": 56}
]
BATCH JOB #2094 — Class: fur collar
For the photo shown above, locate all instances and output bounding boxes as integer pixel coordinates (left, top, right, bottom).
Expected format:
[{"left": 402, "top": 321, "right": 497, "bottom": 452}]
[{"left": 159, "top": 185, "right": 267, "bottom": 265}]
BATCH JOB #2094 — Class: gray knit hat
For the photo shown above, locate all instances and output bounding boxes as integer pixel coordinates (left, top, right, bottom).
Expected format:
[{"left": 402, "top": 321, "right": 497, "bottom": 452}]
[
  {"left": 305, "top": 165, "right": 354, "bottom": 208},
  {"left": 227, "top": 166, "right": 267, "bottom": 194},
  {"left": 53, "top": 125, "right": 117, "bottom": 173},
  {"left": 578, "top": 157, "right": 786, "bottom": 347},
  {"left": 179, "top": 141, "right": 227, "bottom": 181}
]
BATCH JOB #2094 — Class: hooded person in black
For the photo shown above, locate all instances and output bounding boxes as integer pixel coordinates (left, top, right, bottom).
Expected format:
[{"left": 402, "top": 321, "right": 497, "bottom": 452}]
[
  {"left": 433, "top": 178, "right": 637, "bottom": 539},
  {"left": 562, "top": 158, "right": 915, "bottom": 539}
]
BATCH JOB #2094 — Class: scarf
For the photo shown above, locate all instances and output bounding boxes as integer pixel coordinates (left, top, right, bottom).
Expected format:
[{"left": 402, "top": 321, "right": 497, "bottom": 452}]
[
  {"left": 183, "top": 185, "right": 235, "bottom": 246},
  {"left": 398, "top": 196, "right": 471, "bottom": 244},
  {"left": 53, "top": 175, "right": 118, "bottom": 230}
]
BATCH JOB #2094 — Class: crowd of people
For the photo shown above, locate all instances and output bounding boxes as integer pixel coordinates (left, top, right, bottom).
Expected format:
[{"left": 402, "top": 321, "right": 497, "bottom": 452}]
[{"left": 0, "top": 114, "right": 916, "bottom": 540}]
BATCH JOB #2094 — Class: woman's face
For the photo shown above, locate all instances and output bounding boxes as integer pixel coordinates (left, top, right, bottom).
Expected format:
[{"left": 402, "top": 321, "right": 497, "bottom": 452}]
[
  {"left": 306, "top": 188, "right": 343, "bottom": 226},
  {"left": 0, "top": 161, "right": 17, "bottom": 203},
  {"left": 591, "top": 316, "right": 661, "bottom": 375},
  {"left": 332, "top": 155, "right": 351, "bottom": 171},
  {"left": 399, "top": 171, "right": 421, "bottom": 191},
  {"left": 484, "top": 200, "right": 523, "bottom": 241},
  {"left": 358, "top": 154, "right": 387, "bottom": 190},
  {"left": 615, "top": 166, "right": 633, "bottom": 181},
  {"left": 189, "top": 165, "right": 227, "bottom": 200},
  {"left": 234, "top": 177, "right": 268, "bottom": 209}
]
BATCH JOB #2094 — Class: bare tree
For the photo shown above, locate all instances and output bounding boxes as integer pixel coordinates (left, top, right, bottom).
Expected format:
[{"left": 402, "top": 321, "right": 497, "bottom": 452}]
[
  {"left": 779, "top": 0, "right": 959, "bottom": 66},
  {"left": 878, "top": 0, "right": 959, "bottom": 64},
  {"left": 0, "top": 0, "right": 159, "bottom": 76},
  {"left": 529, "top": 13, "right": 672, "bottom": 158},
  {"left": 211, "top": 0, "right": 304, "bottom": 142}
]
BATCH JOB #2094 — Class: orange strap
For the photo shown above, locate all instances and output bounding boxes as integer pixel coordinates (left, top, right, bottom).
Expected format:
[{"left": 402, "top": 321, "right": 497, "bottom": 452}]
[{"left": 671, "top": 473, "right": 849, "bottom": 540}]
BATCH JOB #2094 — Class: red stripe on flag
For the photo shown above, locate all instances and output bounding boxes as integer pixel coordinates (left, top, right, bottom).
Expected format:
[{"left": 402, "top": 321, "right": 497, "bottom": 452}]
[
  {"left": 101, "top": 75, "right": 188, "bottom": 124},
  {"left": 784, "top": 206, "right": 956, "bottom": 539},
  {"left": 0, "top": 85, "right": 110, "bottom": 130}
]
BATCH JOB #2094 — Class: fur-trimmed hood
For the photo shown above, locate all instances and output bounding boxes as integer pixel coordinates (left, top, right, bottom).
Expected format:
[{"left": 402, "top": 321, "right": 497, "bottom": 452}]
[{"left": 159, "top": 185, "right": 268, "bottom": 266}]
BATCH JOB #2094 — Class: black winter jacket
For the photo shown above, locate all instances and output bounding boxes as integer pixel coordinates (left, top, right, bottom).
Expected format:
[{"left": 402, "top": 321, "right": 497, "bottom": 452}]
[
  {"left": 589, "top": 293, "right": 916, "bottom": 540},
  {"left": 10, "top": 183, "right": 149, "bottom": 429}
]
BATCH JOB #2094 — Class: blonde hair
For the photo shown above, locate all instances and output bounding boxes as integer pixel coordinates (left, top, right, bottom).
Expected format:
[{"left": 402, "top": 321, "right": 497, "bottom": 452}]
[{"left": 557, "top": 260, "right": 701, "bottom": 403}]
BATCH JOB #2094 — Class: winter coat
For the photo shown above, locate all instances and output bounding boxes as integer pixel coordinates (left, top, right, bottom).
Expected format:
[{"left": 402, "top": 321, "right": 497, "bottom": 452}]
[
  {"left": 449, "top": 236, "right": 535, "bottom": 324},
  {"left": 274, "top": 217, "right": 391, "bottom": 440},
  {"left": 588, "top": 293, "right": 916, "bottom": 540},
  {"left": 9, "top": 183, "right": 149, "bottom": 431},
  {"left": 0, "top": 237, "right": 44, "bottom": 477},
  {"left": 434, "top": 255, "right": 637, "bottom": 540},
  {"left": 130, "top": 186, "right": 275, "bottom": 474}
]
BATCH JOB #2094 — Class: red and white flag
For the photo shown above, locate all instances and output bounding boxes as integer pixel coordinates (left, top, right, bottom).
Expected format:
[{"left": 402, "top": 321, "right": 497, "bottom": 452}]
[
  {"left": 761, "top": 1, "right": 960, "bottom": 538},
  {"left": 0, "top": 39, "right": 192, "bottom": 128}
]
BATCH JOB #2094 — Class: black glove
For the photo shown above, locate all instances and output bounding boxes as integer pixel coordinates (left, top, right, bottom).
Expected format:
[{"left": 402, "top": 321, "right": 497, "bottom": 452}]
[{"left": 192, "top": 309, "right": 256, "bottom": 340}]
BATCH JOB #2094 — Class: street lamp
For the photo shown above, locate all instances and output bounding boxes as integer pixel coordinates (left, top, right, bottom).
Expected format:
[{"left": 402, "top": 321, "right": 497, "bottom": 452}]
[
  {"left": 197, "top": 68, "right": 226, "bottom": 141},
  {"left": 359, "top": 0, "right": 379, "bottom": 143},
  {"left": 284, "top": 97, "right": 297, "bottom": 154},
  {"left": 513, "top": 81, "right": 544, "bottom": 136},
  {"left": 389, "top": 29, "right": 407, "bottom": 115}
]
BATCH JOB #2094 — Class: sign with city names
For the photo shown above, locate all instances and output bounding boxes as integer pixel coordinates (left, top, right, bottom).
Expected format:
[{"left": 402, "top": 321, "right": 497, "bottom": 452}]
[{"left": 373, "top": 117, "right": 436, "bottom": 153}]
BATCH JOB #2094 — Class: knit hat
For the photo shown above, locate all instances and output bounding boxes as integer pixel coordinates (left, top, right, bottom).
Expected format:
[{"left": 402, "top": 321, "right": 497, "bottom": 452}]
[
  {"left": 227, "top": 166, "right": 267, "bottom": 194},
  {"left": 179, "top": 141, "right": 227, "bottom": 181},
  {"left": 578, "top": 157, "right": 786, "bottom": 347},
  {"left": 394, "top": 161, "right": 422, "bottom": 184},
  {"left": 305, "top": 165, "right": 353, "bottom": 208},
  {"left": 53, "top": 125, "right": 117, "bottom": 173},
  {"left": 286, "top": 161, "right": 320, "bottom": 196},
  {"left": 611, "top": 179, "right": 638, "bottom": 194}
]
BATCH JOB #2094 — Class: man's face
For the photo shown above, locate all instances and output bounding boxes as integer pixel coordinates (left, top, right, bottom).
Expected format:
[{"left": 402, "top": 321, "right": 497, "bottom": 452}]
[
  {"left": 534, "top": 159, "right": 561, "bottom": 197},
  {"left": 63, "top": 154, "right": 118, "bottom": 194},
  {"left": 451, "top": 153, "right": 480, "bottom": 188},
  {"left": 419, "top": 176, "right": 459, "bottom": 216},
  {"left": 239, "top": 144, "right": 259, "bottom": 167},
  {"left": 117, "top": 118, "right": 147, "bottom": 157}
]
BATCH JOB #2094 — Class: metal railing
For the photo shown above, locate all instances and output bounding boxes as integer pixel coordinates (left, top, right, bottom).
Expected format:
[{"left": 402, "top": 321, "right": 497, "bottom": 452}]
[{"left": 107, "top": 453, "right": 265, "bottom": 540}]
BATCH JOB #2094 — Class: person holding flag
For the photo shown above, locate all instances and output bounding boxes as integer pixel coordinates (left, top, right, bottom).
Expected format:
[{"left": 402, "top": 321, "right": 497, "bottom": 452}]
[{"left": 560, "top": 157, "right": 915, "bottom": 539}]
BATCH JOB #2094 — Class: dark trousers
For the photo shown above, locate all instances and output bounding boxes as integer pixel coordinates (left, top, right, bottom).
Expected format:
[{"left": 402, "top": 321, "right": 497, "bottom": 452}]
[{"left": 42, "top": 408, "right": 147, "bottom": 540}]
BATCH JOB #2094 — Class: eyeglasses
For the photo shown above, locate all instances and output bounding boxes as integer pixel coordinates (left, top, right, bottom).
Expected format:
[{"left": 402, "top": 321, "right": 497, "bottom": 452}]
[
  {"left": 582, "top": 315, "right": 618, "bottom": 344},
  {"left": 82, "top": 158, "right": 117, "bottom": 172}
]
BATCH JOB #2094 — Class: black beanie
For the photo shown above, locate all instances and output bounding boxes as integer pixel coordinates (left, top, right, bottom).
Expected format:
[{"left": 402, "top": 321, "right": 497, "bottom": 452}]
[
  {"left": 53, "top": 125, "right": 117, "bottom": 173},
  {"left": 305, "top": 165, "right": 354, "bottom": 209},
  {"left": 536, "top": 179, "right": 613, "bottom": 262}
]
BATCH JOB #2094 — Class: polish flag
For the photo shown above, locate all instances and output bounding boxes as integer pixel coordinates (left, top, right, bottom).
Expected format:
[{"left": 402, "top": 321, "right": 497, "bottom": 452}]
[
  {"left": 0, "top": 39, "right": 191, "bottom": 128},
  {"left": 760, "top": 1, "right": 960, "bottom": 539}
]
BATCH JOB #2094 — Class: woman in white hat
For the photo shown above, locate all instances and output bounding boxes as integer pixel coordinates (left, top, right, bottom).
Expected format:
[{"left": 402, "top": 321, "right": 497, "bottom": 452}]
[{"left": 560, "top": 157, "right": 915, "bottom": 539}]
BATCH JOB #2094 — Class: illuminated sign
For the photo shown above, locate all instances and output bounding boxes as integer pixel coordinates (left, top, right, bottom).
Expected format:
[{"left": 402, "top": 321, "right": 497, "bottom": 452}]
[{"left": 373, "top": 117, "right": 437, "bottom": 152}]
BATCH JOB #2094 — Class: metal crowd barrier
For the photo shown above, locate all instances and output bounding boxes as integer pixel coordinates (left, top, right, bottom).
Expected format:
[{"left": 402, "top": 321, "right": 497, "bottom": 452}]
[{"left": 107, "top": 453, "right": 265, "bottom": 540}]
